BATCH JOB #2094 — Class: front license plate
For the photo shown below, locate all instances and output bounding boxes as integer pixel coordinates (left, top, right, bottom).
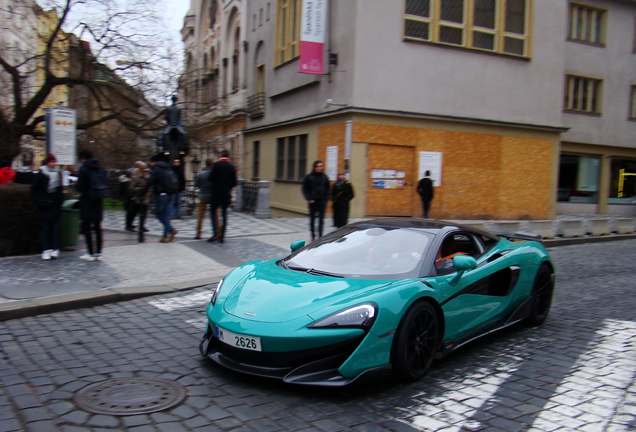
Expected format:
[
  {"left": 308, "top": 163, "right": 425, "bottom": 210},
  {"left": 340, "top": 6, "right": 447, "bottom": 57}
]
[{"left": 215, "top": 326, "right": 262, "bottom": 352}]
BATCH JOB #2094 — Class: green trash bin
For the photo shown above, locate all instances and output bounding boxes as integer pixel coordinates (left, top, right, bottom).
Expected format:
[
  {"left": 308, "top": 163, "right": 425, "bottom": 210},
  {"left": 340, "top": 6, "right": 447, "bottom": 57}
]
[{"left": 59, "top": 199, "right": 80, "bottom": 248}]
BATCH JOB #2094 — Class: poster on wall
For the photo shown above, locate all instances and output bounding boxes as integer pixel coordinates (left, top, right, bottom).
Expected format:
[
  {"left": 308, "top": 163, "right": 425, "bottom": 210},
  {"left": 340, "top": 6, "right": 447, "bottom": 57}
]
[
  {"left": 371, "top": 169, "right": 405, "bottom": 189},
  {"left": 418, "top": 151, "right": 443, "bottom": 187},
  {"left": 46, "top": 107, "right": 76, "bottom": 165},
  {"left": 326, "top": 146, "right": 338, "bottom": 180}
]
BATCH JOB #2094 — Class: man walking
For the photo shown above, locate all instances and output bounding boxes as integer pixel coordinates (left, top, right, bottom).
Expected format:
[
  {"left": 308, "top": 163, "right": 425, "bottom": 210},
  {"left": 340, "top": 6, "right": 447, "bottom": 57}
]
[
  {"left": 417, "top": 170, "right": 434, "bottom": 218},
  {"left": 76, "top": 149, "right": 106, "bottom": 261},
  {"left": 194, "top": 158, "right": 214, "bottom": 240},
  {"left": 302, "top": 160, "right": 330, "bottom": 241},
  {"left": 208, "top": 150, "right": 237, "bottom": 243},
  {"left": 171, "top": 158, "right": 186, "bottom": 219},
  {"left": 142, "top": 154, "right": 178, "bottom": 243}
]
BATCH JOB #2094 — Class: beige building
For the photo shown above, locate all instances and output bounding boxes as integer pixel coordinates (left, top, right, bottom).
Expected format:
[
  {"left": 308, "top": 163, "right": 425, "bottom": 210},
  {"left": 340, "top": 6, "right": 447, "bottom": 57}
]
[
  {"left": 182, "top": 0, "right": 636, "bottom": 219},
  {"left": 180, "top": 0, "right": 247, "bottom": 175}
]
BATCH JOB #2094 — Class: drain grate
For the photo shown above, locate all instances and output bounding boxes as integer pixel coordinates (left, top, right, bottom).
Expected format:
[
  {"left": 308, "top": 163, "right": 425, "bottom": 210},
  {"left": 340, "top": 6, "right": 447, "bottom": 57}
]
[{"left": 73, "top": 378, "right": 187, "bottom": 416}]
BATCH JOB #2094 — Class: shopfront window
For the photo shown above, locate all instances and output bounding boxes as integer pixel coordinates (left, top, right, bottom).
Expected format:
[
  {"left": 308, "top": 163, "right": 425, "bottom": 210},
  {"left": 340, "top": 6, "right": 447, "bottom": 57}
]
[
  {"left": 609, "top": 158, "right": 636, "bottom": 204},
  {"left": 558, "top": 154, "right": 600, "bottom": 203}
]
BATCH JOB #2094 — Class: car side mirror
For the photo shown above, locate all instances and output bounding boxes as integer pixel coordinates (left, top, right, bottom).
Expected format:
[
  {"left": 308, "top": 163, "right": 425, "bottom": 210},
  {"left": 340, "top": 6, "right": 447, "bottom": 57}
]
[
  {"left": 449, "top": 255, "right": 477, "bottom": 285},
  {"left": 290, "top": 240, "right": 306, "bottom": 253},
  {"left": 454, "top": 255, "right": 477, "bottom": 271}
]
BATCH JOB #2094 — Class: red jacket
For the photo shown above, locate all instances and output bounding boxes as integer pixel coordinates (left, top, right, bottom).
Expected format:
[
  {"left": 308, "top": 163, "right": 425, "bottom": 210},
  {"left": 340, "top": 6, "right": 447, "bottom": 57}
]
[{"left": 0, "top": 167, "right": 16, "bottom": 185}]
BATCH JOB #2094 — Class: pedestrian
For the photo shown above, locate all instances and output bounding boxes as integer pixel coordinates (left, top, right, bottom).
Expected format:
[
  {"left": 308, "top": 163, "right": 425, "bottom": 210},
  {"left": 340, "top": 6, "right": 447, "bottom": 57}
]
[
  {"left": 330, "top": 171, "right": 355, "bottom": 228},
  {"left": 118, "top": 169, "right": 137, "bottom": 231},
  {"left": 130, "top": 161, "right": 150, "bottom": 243},
  {"left": 141, "top": 153, "right": 179, "bottom": 243},
  {"left": 208, "top": 150, "right": 237, "bottom": 243},
  {"left": 194, "top": 158, "right": 214, "bottom": 240},
  {"left": 417, "top": 170, "right": 434, "bottom": 218},
  {"left": 76, "top": 149, "right": 107, "bottom": 261},
  {"left": 302, "top": 160, "right": 330, "bottom": 241},
  {"left": 171, "top": 158, "right": 186, "bottom": 219},
  {"left": 30, "top": 153, "right": 64, "bottom": 260}
]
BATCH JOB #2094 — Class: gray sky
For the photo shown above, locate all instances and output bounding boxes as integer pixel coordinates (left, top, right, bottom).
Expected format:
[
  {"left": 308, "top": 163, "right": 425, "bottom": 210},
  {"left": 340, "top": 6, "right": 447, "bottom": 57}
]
[{"left": 164, "top": 0, "right": 190, "bottom": 36}]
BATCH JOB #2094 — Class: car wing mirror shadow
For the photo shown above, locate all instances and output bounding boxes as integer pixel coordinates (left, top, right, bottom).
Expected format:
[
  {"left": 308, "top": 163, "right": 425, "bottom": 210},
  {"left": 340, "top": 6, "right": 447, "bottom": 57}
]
[
  {"left": 450, "top": 255, "right": 477, "bottom": 286},
  {"left": 290, "top": 240, "right": 306, "bottom": 253}
]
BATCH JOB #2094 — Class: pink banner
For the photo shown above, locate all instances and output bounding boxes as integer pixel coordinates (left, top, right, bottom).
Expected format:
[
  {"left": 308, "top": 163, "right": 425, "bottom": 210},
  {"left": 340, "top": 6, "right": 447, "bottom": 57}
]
[{"left": 299, "top": 41, "right": 324, "bottom": 75}]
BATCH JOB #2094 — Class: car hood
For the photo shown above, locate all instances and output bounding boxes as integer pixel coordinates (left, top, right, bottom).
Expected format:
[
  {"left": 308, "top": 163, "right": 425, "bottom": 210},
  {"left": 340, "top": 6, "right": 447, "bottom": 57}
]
[{"left": 222, "top": 260, "right": 389, "bottom": 323}]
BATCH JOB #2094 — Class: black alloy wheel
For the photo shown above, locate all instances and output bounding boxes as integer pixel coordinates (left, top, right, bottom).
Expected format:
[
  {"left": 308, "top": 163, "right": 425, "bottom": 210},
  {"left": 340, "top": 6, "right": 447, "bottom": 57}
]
[
  {"left": 526, "top": 264, "right": 554, "bottom": 325},
  {"left": 392, "top": 301, "right": 440, "bottom": 382}
]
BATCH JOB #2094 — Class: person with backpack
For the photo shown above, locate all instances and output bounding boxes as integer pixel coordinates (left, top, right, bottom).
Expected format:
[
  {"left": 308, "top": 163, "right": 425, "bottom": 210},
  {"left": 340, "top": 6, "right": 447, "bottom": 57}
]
[
  {"left": 141, "top": 153, "right": 179, "bottom": 243},
  {"left": 76, "top": 149, "right": 107, "bottom": 261}
]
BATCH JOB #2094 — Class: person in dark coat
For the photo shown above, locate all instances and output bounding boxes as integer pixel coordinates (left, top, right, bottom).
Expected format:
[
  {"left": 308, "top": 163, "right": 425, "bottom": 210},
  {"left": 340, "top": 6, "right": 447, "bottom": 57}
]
[
  {"left": 417, "top": 170, "right": 434, "bottom": 218},
  {"left": 140, "top": 153, "right": 178, "bottom": 243},
  {"left": 76, "top": 149, "right": 106, "bottom": 261},
  {"left": 171, "top": 158, "right": 186, "bottom": 218},
  {"left": 194, "top": 158, "right": 214, "bottom": 240},
  {"left": 207, "top": 150, "right": 237, "bottom": 243},
  {"left": 302, "top": 160, "right": 330, "bottom": 240},
  {"left": 30, "top": 153, "right": 64, "bottom": 260},
  {"left": 330, "top": 171, "right": 355, "bottom": 228}
]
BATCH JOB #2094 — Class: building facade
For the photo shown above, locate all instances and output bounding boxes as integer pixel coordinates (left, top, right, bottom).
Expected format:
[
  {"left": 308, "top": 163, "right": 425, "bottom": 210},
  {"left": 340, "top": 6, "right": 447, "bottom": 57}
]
[
  {"left": 183, "top": 0, "right": 636, "bottom": 219},
  {"left": 180, "top": 0, "right": 247, "bottom": 176}
]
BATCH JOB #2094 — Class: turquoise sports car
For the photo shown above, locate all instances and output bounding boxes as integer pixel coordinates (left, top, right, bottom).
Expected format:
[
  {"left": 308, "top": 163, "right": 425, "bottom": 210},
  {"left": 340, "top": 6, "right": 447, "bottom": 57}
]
[{"left": 199, "top": 219, "right": 555, "bottom": 386}]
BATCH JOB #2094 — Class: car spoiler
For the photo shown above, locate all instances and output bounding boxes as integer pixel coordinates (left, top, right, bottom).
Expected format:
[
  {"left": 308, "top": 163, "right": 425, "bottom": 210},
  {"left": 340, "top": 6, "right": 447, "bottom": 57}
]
[{"left": 491, "top": 230, "right": 543, "bottom": 242}]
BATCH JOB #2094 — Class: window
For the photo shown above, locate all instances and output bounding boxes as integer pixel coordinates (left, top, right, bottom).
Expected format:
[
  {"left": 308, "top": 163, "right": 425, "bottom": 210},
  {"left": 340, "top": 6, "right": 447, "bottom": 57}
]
[
  {"left": 630, "top": 85, "right": 636, "bottom": 120},
  {"left": 564, "top": 74, "right": 602, "bottom": 115},
  {"left": 209, "top": 0, "right": 218, "bottom": 29},
  {"left": 276, "top": 134, "right": 307, "bottom": 180},
  {"left": 253, "top": 141, "right": 260, "bottom": 180},
  {"left": 568, "top": 2, "right": 606, "bottom": 45},
  {"left": 404, "top": 0, "right": 531, "bottom": 57},
  {"left": 558, "top": 154, "right": 601, "bottom": 203},
  {"left": 609, "top": 158, "right": 636, "bottom": 203},
  {"left": 276, "top": 0, "right": 301, "bottom": 65}
]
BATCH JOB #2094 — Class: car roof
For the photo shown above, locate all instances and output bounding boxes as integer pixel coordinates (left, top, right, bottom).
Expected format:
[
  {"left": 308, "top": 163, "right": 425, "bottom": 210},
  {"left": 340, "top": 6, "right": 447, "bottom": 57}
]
[{"left": 348, "top": 218, "right": 499, "bottom": 240}]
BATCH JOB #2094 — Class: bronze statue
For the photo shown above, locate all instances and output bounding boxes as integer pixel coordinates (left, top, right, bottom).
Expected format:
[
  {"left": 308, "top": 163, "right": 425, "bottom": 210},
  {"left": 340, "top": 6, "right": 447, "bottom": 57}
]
[{"left": 157, "top": 95, "right": 188, "bottom": 162}]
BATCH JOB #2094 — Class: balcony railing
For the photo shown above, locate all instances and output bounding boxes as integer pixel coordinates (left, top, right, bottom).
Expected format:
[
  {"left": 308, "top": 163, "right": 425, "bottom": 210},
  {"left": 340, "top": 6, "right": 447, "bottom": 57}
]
[{"left": 247, "top": 92, "right": 266, "bottom": 118}]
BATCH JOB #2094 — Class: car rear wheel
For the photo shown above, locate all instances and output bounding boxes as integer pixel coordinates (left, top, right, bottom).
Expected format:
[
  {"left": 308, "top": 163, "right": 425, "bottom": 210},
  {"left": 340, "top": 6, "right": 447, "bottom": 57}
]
[
  {"left": 392, "top": 301, "right": 440, "bottom": 382},
  {"left": 526, "top": 264, "right": 554, "bottom": 326}
]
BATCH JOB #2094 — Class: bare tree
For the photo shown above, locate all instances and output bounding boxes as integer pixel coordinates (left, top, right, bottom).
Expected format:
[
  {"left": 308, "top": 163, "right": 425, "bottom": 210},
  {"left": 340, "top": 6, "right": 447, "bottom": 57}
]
[{"left": 0, "top": 0, "right": 183, "bottom": 166}]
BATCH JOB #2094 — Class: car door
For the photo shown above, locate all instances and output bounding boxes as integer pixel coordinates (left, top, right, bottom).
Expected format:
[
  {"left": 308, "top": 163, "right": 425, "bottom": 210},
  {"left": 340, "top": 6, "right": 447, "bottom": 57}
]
[{"left": 429, "top": 233, "right": 521, "bottom": 344}]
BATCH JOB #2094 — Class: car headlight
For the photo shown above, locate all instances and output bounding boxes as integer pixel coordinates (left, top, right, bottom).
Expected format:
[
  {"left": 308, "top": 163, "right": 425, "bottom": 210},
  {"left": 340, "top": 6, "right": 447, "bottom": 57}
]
[
  {"left": 211, "top": 279, "right": 224, "bottom": 306},
  {"left": 309, "top": 304, "right": 377, "bottom": 329}
]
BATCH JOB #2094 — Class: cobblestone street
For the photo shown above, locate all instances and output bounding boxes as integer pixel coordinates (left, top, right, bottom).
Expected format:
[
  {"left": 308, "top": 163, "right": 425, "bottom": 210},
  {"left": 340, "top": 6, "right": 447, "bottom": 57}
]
[{"left": 1, "top": 240, "right": 635, "bottom": 432}]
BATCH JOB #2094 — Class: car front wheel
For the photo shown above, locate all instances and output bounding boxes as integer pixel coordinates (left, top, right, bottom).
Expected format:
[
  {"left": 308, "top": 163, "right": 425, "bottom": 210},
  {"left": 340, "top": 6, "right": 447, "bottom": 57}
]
[
  {"left": 526, "top": 264, "right": 554, "bottom": 326},
  {"left": 392, "top": 301, "right": 440, "bottom": 382}
]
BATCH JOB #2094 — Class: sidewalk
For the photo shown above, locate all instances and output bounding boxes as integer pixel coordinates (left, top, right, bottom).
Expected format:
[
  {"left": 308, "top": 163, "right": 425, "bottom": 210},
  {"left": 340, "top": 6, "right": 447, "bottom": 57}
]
[{"left": 1, "top": 210, "right": 635, "bottom": 321}]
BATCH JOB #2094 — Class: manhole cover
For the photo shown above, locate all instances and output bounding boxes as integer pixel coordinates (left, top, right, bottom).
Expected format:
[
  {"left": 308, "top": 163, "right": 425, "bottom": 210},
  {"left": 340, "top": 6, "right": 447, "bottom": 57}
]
[{"left": 73, "top": 378, "right": 187, "bottom": 416}]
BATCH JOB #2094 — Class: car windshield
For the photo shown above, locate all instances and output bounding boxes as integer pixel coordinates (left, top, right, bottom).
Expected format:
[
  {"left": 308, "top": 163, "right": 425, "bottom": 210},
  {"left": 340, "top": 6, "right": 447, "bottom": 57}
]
[{"left": 282, "top": 225, "right": 434, "bottom": 279}]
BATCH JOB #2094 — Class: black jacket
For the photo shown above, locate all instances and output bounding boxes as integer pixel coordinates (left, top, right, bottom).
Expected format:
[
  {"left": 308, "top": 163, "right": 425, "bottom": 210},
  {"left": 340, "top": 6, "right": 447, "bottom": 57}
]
[
  {"left": 209, "top": 159, "right": 237, "bottom": 206},
  {"left": 142, "top": 161, "right": 173, "bottom": 196},
  {"left": 31, "top": 169, "right": 64, "bottom": 220},
  {"left": 76, "top": 158, "right": 105, "bottom": 223},
  {"left": 302, "top": 172, "right": 330, "bottom": 202}
]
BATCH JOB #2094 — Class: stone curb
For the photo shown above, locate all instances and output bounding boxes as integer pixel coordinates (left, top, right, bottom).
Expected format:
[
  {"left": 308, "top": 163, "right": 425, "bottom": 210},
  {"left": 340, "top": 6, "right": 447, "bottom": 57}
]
[{"left": 0, "top": 277, "right": 218, "bottom": 322}]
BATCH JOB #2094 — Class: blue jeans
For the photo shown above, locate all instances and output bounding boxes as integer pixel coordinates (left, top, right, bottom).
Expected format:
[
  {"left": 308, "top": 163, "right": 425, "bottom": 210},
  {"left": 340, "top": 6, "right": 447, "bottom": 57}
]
[
  {"left": 155, "top": 194, "right": 174, "bottom": 238},
  {"left": 172, "top": 192, "right": 182, "bottom": 217},
  {"left": 308, "top": 200, "right": 326, "bottom": 239}
]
